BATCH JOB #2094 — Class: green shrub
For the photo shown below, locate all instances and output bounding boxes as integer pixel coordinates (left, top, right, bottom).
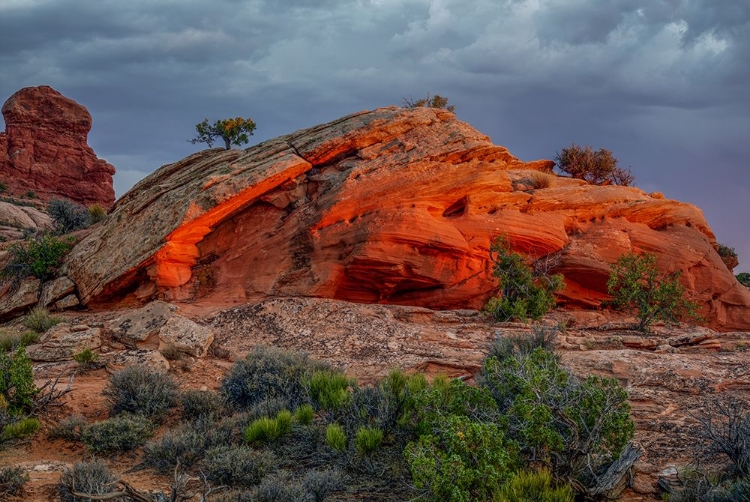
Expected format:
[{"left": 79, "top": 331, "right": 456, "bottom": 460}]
[
  {"left": 487, "top": 325, "right": 558, "bottom": 363},
  {"left": 481, "top": 345, "right": 634, "bottom": 494},
  {"left": 221, "top": 346, "right": 324, "bottom": 411},
  {"left": 554, "top": 143, "right": 634, "bottom": 186},
  {"left": 0, "top": 346, "right": 38, "bottom": 413},
  {"left": 355, "top": 426, "right": 384, "bottom": 455},
  {"left": 49, "top": 198, "right": 91, "bottom": 234},
  {"left": 80, "top": 414, "right": 154, "bottom": 454},
  {"left": 48, "top": 414, "right": 87, "bottom": 441},
  {"left": 737, "top": 272, "right": 750, "bottom": 288},
  {"left": 1, "top": 416, "right": 40, "bottom": 441},
  {"left": 88, "top": 204, "right": 106, "bottom": 224},
  {"left": 0, "top": 466, "right": 29, "bottom": 497},
  {"left": 244, "top": 410, "right": 292, "bottom": 444},
  {"left": 72, "top": 347, "right": 99, "bottom": 370},
  {"left": 205, "top": 446, "right": 277, "bottom": 488},
  {"left": 0, "top": 331, "right": 39, "bottom": 352},
  {"left": 607, "top": 252, "right": 700, "bottom": 331},
  {"left": 59, "top": 460, "right": 118, "bottom": 502},
  {"left": 23, "top": 307, "right": 62, "bottom": 333},
  {"left": 485, "top": 236, "right": 564, "bottom": 322},
  {"left": 493, "top": 469, "right": 574, "bottom": 502},
  {"left": 1, "top": 233, "right": 74, "bottom": 282},
  {"left": 405, "top": 415, "right": 517, "bottom": 502},
  {"left": 307, "top": 369, "right": 351, "bottom": 411},
  {"left": 180, "top": 389, "right": 222, "bottom": 420},
  {"left": 326, "top": 423, "right": 347, "bottom": 452},
  {"left": 414, "top": 376, "right": 500, "bottom": 434},
  {"left": 0, "top": 182, "right": 6, "bottom": 193},
  {"left": 294, "top": 404, "right": 315, "bottom": 425},
  {"left": 103, "top": 364, "right": 177, "bottom": 420}
]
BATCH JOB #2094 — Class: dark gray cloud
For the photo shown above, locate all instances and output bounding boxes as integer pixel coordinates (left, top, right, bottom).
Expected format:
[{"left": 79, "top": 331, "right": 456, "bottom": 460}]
[{"left": 0, "top": 0, "right": 748, "bottom": 271}]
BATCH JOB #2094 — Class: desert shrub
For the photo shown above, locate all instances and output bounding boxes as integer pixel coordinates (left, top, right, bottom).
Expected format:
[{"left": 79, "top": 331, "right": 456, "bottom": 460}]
[
  {"left": 192, "top": 117, "right": 256, "bottom": 150},
  {"left": 0, "top": 466, "right": 28, "bottom": 497},
  {"left": 493, "top": 469, "right": 574, "bottom": 502},
  {"left": 487, "top": 325, "right": 558, "bottom": 363},
  {"left": 525, "top": 171, "right": 553, "bottom": 190},
  {"left": 737, "top": 272, "right": 750, "bottom": 288},
  {"left": 252, "top": 471, "right": 307, "bottom": 502},
  {"left": 403, "top": 93, "right": 455, "bottom": 112},
  {"left": 693, "top": 397, "right": 750, "bottom": 477},
  {"left": 88, "top": 204, "right": 106, "bottom": 224},
  {"left": 481, "top": 345, "right": 634, "bottom": 494},
  {"left": 554, "top": 143, "right": 634, "bottom": 186},
  {"left": 1, "top": 416, "right": 40, "bottom": 441},
  {"left": 0, "top": 331, "right": 39, "bottom": 352},
  {"left": 484, "top": 236, "right": 564, "bottom": 322},
  {"left": 205, "top": 445, "right": 277, "bottom": 488},
  {"left": 307, "top": 369, "right": 351, "bottom": 411},
  {"left": 302, "top": 468, "right": 343, "bottom": 502},
  {"left": 49, "top": 198, "right": 91, "bottom": 234},
  {"left": 72, "top": 347, "right": 99, "bottom": 370},
  {"left": 326, "top": 423, "right": 347, "bottom": 452},
  {"left": 244, "top": 410, "right": 293, "bottom": 444},
  {"left": 143, "top": 418, "right": 230, "bottom": 472},
  {"left": 103, "top": 364, "right": 177, "bottom": 420},
  {"left": 0, "top": 346, "right": 38, "bottom": 413},
  {"left": 1, "top": 233, "right": 74, "bottom": 282},
  {"left": 180, "top": 389, "right": 222, "bottom": 420},
  {"left": 405, "top": 414, "right": 516, "bottom": 502},
  {"left": 59, "top": 459, "right": 118, "bottom": 502},
  {"left": 49, "top": 414, "right": 87, "bottom": 441},
  {"left": 355, "top": 426, "right": 384, "bottom": 456},
  {"left": 705, "top": 477, "right": 750, "bottom": 502},
  {"left": 415, "top": 376, "right": 500, "bottom": 433},
  {"left": 295, "top": 404, "right": 315, "bottom": 425},
  {"left": 717, "top": 243, "right": 738, "bottom": 265},
  {"left": 23, "top": 307, "right": 62, "bottom": 333},
  {"left": 221, "top": 346, "right": 325, "bottom": 411},
  {"left": 80, "top": 414, "right": 154, "bottom": 454},
  {"left": 607, "top": 252, "right": 700, "bottom": 331}
]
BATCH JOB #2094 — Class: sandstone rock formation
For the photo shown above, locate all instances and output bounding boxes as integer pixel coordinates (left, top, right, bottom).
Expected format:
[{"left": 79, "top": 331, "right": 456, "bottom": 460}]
[
  {"left": 0, "top": 86, "right": 115, "bottom": 207},
  {"left": 65, "top": 106, "right": 750, "bottom": 330}
]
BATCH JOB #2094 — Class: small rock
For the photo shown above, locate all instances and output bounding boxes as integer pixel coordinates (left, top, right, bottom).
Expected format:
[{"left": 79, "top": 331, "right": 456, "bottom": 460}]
[
  {"left": 54, "top": 294, "right": 80, "bottom": 311},
  {"left": 159, "top": 315, "right": 214, "bottom": 358}
]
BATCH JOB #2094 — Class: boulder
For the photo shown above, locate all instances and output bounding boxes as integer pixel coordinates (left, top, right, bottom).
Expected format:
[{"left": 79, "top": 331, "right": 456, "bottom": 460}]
[
  {"left": 64, "top": 107, "right": 750, "bottom": 330},
  {"left": 158, "top": 315, "right": 214, "bottom": 357},
  {"left": 26, "top": 323, "right": 101, "bottom": 362},
  {"left": 108, "top": 301, "right": 177, "bottom": 349},
  {"left": 0, "top": 277, "right": 40, "bottom": 321},
  {"left": 38, "top": 276, "right": 76, "bottom": 308},
  {"left": 0, "top": 86, "right": 115, "bottom": 207}
]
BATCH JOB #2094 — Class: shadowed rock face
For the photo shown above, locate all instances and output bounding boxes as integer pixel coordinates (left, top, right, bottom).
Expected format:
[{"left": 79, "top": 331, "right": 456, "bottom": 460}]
[
  {"left": 0, "top": 86, "right": 115, "bottom": 207},
  {"left": 65, "top": 106, "right": 750, "bottom": 330}
]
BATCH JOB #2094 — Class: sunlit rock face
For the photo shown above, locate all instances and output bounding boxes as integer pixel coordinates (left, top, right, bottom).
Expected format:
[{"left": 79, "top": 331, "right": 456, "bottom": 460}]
[
  {"left": 0, "top": 86, "right": 115, "bottom": 207},
  {"left": 65, "top": 106, "right": 750, "bottom": 330}
]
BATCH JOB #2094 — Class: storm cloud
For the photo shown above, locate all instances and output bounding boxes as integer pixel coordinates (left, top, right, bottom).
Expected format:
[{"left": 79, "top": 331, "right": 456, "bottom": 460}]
[{"left": 1, "top": 0, "right": 748, "bottom": 270}]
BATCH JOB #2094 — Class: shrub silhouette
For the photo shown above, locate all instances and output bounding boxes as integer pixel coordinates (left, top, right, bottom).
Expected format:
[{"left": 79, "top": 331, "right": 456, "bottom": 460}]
[{"left": 555, "top": 143, "right": 634, "bottom": 186}]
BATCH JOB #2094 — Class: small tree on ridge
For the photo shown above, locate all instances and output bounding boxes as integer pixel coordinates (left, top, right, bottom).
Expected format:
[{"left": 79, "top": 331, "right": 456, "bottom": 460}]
[
  {"left": 191, "top": 117, "right": 256, "bottom": 150},
  {"left": 555, "top": 143, "right": 634, "bottom": 186}
]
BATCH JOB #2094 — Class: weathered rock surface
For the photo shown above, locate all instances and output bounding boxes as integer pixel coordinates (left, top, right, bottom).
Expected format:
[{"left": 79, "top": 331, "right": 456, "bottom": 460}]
[
  {"left": 0, "top": 201, "right": 53, "bottom": 241},
  {"left": 26, "top": 323, "right": 101, "bottom": 362},
  {"left": 38, "top": 276, "right": 76, "bottom": 309},
  {"left": 0, "top": 277, "right": 40, "bottom": 320},
  {"left": 108, "top": 300, "right": 213, "bottom": 357},
  {"left": 0, "top": 86, "right": 115, "bottom": 207},
  {"left": 65, "top": 106, "right": 750, "bottom": 330}
]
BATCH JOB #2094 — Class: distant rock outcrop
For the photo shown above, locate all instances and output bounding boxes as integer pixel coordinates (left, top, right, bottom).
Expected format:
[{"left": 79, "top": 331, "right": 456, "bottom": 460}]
[
  {"left": 0, "top": 86, "right": 115, "bottom": 207},
  {"left": 65, "top": 106, "right": 750, "bottom": 330}
]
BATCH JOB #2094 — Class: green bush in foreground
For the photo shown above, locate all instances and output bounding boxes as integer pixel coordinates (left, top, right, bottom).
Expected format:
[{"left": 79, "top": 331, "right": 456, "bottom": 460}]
[
  {"left": 607, "top": 252, "right": 699, "bottom": 331},
  {"left": 0, "top": 346, "right": 38, "bottom": 413},
  {"left": 244, "top": 410, "right": 292, "bottom": 444},
  {"left": 1, "top": 417, "right": 40, "bottom": 441},
  {"left": 325, "top": 423, "right": 347, "bottom": 452}
]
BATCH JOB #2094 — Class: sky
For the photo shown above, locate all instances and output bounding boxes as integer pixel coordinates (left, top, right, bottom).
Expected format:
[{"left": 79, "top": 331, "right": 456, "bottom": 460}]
[{"left": 0, "top": 0, "right": 748, "bottom": 272}]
